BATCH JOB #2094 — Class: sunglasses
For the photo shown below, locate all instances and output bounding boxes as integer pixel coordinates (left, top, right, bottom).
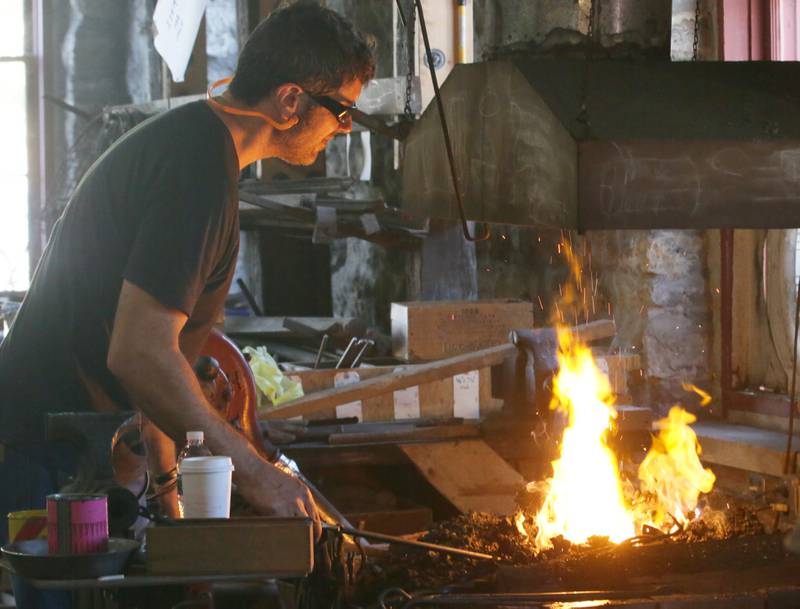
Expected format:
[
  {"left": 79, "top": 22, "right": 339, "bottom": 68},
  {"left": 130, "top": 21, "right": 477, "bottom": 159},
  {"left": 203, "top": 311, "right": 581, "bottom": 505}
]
[{"left": 308, "top": 94, "right": 357, "bottom": 125}]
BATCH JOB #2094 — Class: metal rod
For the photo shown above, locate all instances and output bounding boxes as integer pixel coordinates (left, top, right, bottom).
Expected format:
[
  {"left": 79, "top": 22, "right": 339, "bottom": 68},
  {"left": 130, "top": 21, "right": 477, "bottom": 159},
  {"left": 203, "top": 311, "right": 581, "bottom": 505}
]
[
  {"left": 313, "top": 334, "right": 330, "bottom": 369},
  {"left": 325, "top": 524, "right": 497, "bottom": 561},
  {"left": 236, "top": 278, "right": 263, "bottom": 316},
  {"left": 336, "top": 337, "right": 360, "bottom": 369},
  {"left": 350, "top": 339, "right": 374, "bottom": 368},
  {"left": 42, "top": 94, "right": 94, "bottom": 120}
]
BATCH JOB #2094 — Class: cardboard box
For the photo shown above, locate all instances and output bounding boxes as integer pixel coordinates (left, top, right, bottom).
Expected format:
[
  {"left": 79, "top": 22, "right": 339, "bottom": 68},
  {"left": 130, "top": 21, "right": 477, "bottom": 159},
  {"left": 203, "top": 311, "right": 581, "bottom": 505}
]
[{"left": 391, "top": 299, "right": 534, "bottom": 361}]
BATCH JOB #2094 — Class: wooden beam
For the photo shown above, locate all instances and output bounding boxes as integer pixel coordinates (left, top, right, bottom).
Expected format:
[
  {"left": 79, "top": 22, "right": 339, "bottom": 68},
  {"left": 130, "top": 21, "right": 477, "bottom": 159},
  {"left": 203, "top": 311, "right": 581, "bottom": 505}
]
[
  {"left": 262, "top": 343, "right": 516, "bottom": 420},
  {"left": 720, "top": 228, "right": 734, "bottom": 417}
]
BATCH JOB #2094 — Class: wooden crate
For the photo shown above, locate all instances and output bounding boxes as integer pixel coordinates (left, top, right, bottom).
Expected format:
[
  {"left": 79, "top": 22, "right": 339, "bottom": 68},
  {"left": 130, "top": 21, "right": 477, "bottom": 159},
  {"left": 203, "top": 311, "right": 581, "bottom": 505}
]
[
  {"left": 391, "top": 300, "right": 534, "bottom": 361},
  {"left": 284, "top": 365, "right": 504, "bottom": 422},
  {"left": 146, "top": 518, "right": 313, "bottom": 576}
]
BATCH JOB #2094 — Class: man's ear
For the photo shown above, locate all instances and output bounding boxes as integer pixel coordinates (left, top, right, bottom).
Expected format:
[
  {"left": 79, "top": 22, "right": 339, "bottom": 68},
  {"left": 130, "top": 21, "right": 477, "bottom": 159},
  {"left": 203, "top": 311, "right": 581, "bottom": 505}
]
[{"left": 272, "top": 83, "right": 304, "bottom": 128}]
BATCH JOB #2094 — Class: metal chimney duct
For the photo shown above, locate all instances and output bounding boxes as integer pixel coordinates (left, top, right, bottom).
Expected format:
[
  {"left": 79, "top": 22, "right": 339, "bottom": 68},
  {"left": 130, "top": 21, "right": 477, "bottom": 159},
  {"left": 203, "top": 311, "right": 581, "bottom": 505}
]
[{"left": 401, "top": 0, "right": 800, "bottom": 230}]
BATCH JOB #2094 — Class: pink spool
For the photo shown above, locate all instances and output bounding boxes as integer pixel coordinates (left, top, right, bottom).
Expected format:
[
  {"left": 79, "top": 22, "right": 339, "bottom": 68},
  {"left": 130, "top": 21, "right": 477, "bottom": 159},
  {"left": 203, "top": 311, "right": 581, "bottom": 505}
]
[{"left": 47, "top": 494, "right": 109, "bottom": 555}]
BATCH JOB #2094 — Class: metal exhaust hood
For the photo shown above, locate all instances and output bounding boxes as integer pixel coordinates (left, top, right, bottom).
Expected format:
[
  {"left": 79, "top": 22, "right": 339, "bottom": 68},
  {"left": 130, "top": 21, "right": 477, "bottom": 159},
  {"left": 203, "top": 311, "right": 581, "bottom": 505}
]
[{"left": 401, "top": 58, "right": 800, "bottom": 229}]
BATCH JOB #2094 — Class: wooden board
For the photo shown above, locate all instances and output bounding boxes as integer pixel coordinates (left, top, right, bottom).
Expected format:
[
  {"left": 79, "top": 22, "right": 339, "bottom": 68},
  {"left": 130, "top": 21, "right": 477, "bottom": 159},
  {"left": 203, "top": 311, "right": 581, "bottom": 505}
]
[
  {"left": 400, "top": 439, "right": 525, "bottom": 516},
  {"left": 146, "top": 518, "right": 313, "bottom": 576},
  {"left": 597, "top": 353, "right": 642, "bottom": 397},
  {"left": 284, "top": 366, "right": 504, "bottom": 423},
  {"left": 391, "top": 299, "right": 534, "bottom": 361},
  {"left": 693, "top": 422, "right": 797, "bottom": 477},
  {"left": 266, "top": 344, "right": 513, "bottom": 421}
]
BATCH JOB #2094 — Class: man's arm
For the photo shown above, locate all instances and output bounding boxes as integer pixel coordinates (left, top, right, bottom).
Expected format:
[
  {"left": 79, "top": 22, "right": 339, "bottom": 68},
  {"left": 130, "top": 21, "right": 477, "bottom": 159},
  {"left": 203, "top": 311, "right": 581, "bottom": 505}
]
[{"left": 108, "top": 280, "right": 320, "bottom": 531}]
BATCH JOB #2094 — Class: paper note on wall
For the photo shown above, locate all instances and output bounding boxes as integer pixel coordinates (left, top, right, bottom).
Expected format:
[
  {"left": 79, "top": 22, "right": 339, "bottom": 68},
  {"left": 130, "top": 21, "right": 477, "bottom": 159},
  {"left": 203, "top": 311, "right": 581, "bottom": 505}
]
[
  {"left": 334, "top": 372, "right": 362, "bottom": 421},
  {"left": 153, "top": 0, "right": 209, "bottom": 83},
  {"left": 453, "top": 370, "right": 480, "bottom": 419},
  {"left": 393, "top": 385, "right": 420, "bottom": 420}
]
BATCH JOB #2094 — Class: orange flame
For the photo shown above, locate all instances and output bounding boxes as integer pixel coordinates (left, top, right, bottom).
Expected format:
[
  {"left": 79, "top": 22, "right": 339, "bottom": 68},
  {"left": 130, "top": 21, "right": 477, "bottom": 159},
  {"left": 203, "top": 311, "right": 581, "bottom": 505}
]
[
  {"left": 637, "top": 407, "right": 716, "bottom": 529},
  {"left": 682, "top": 382, "right": 712, "bottom": 407},
  {"left": 522, "top": 240, "right": 715, "bottom": 551},
  {"left": 533, "top": 328, "right": 636, "bottom": 551}
]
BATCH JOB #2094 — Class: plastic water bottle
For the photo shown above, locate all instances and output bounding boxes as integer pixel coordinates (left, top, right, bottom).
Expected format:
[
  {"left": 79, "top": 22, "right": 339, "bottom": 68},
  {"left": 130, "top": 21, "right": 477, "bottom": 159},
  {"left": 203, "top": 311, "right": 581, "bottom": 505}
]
[{"left": 177, "top": 431, "right": 212, "bottom": 517}]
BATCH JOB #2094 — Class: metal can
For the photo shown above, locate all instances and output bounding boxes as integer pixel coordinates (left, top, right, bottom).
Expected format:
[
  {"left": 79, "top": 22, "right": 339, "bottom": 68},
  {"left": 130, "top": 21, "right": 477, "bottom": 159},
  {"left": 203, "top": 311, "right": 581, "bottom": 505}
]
[
  {"left": 7, "top": 509, "right": 47, "bottom": 543},
  {"left": 46, "top": 493, "right": 108, "bottom": 555}
]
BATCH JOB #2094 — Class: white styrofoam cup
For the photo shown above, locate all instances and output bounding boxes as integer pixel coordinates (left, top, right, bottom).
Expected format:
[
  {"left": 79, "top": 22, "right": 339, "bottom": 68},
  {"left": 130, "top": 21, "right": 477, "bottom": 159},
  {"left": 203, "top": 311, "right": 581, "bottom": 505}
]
[{"left": 178, "top": 456, "right": 235, "bottom": 519}]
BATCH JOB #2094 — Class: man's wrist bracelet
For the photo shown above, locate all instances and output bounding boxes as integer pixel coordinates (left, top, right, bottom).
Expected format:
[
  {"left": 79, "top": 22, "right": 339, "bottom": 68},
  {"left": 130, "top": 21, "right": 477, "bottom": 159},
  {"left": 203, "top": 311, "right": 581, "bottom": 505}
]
[{"left": 152, "top": 467, "right": 177, "bottom": 486}]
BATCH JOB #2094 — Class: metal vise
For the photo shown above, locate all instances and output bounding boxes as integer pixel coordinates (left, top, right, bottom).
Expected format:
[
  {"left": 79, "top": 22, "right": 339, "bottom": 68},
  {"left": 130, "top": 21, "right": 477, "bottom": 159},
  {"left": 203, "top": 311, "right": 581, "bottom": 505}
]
[{"left": 502, "top": 319, "right": 617, "bottom": 413}]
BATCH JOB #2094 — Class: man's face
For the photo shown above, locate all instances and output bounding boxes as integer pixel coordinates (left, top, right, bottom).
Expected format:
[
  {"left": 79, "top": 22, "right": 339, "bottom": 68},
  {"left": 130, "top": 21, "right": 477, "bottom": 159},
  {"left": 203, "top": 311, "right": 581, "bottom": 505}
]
[{"left": 273, "top": 78, "right": 363, "bottom": 166}]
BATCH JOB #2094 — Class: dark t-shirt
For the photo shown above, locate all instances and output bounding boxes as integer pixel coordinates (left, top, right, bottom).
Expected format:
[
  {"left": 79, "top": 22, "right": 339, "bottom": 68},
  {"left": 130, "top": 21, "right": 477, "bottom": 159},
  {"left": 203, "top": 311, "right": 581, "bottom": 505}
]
[{"left": 0, "top": 101, "right": 240, "bottom": 460}]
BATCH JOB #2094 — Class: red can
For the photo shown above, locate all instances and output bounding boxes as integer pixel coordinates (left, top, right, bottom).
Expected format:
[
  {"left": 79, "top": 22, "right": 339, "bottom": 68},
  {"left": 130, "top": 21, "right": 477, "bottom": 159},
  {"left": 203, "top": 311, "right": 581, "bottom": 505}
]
[{"left": 46, "top": 493, "right": 108, "bottom": 555}]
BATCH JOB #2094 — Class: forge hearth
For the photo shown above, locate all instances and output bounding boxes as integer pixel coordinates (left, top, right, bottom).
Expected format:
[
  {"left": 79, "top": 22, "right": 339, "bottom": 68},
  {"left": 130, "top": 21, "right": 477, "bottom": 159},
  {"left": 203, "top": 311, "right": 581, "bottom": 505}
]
[
  {"left": 497, "top": 534, "right": 796, "bottom": 595},
  {"left": 356, "top": 496, "right": 800, "bottom": 604}
]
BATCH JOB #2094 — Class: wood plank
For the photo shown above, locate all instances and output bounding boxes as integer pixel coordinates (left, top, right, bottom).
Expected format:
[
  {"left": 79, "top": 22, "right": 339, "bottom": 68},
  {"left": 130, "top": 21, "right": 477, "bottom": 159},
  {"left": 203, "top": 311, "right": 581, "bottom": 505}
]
[
  {"left": 694, "top": 422, "right": 800, "bottom": 476},
  {"left": 399, "top": 439, "right": 525, "bottom": 515},
  {"left": 263, "top": 344, "right": 516, "bottom": 420},
  {"left": 391, "top": 300, "right": 534, "bottom": 361},
  {"left": 146, "top": 518, "right": 313, "bottom": 576}
]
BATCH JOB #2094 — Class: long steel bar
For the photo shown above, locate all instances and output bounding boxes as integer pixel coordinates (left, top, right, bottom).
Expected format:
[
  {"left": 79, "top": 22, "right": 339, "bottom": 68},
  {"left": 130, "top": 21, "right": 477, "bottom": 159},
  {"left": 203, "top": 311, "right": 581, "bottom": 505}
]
[{"left": 325, "top": 524, "right": 497, "bottom": 561}]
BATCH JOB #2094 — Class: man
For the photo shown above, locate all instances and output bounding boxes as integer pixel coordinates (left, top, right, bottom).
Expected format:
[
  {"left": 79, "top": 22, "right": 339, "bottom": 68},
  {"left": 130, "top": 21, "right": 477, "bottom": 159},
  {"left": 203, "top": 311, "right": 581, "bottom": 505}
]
[{"left": 0, "top": 2, "right": 375, "bottom": 535}]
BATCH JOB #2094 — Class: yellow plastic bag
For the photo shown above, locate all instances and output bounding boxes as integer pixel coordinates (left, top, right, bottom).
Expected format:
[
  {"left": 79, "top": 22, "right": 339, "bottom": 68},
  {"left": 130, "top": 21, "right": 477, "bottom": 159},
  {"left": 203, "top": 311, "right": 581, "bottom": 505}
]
[{"left": 243, "top": 346, "right": 304, "bottom": 412}]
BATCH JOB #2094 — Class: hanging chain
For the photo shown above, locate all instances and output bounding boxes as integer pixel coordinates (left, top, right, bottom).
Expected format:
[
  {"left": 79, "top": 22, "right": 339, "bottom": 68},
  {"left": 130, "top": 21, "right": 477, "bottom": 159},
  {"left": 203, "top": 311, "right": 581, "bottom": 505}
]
[
  {"left": 692, "top": 0, "right": 701, "bottom": 61},
  {"left": 403, "top": 0, "right": 416, "bottom": 119},
  {"left": 586, "top": 0, "right": 595, "bottom": 43}
]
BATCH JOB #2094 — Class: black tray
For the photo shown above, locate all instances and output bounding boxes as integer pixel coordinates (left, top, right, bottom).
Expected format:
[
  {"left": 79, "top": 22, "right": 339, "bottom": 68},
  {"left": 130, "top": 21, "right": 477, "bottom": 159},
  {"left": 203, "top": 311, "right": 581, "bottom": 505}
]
[{"left": 1, "top": 538, "right": 140, "bottom": 580}]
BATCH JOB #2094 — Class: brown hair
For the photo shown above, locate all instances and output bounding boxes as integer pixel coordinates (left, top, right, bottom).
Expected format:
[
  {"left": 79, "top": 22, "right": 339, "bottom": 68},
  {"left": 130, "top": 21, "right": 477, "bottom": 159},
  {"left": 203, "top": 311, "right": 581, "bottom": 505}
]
[{"left": 229, "top": 1, "right": 376, "bottom": 105}]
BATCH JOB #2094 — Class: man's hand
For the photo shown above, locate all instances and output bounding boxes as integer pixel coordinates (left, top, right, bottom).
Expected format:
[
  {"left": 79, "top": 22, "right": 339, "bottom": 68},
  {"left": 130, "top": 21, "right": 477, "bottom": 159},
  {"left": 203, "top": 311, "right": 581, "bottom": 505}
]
[{"left": 237, "top": 461, "right": 321, "bottom": 538}]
